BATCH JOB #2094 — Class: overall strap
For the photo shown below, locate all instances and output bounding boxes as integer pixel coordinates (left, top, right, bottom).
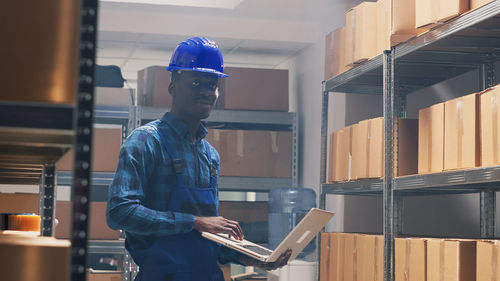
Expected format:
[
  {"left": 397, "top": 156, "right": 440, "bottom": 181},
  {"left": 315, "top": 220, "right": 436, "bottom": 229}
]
[{"left": 155, "top": 125, "right": 185, "bottom": 186}]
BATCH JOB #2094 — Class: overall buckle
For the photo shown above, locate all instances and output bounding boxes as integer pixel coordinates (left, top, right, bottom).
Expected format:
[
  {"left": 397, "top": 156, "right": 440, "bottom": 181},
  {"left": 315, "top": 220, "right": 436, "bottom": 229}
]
[{"left": 172, "top": 159, "right": 183, "bottom": 174}]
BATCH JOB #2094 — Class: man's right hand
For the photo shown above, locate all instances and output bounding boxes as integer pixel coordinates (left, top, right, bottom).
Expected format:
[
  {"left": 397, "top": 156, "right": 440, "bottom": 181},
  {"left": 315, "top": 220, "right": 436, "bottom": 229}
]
[{"left": 193, "top": 216, "right": 244, "bottom": 240}]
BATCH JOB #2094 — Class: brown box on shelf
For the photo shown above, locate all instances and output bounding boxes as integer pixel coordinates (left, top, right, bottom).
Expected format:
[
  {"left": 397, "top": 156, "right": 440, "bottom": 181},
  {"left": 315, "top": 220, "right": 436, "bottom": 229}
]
[
  {"left": 3, "top": 2, "right": 79, "bottom": 105},
  {"left": 219, "top": 67, "right": 288, "bottom": 112},
  {"left": 376, "top": 0, "right": 391, "bottom": 53},
  {"left": 137, "top": 65, "right": 172, "bottom": 108},
  {"left": 352, "top": 2, "right": 379, "bottom": 64},
  {"left": 471, "top": 0, "right": 495, "bottom": 10},
  {"left": 351, "top": 120, "right": 370, "bottom": 180},
  {"left": 329, "top": 233, "right": 346, "bottom": 281},
  {"left": 391, "top": 0, "right": 429, "bottom": 45},
  {"left": 368, "top": 118, "right": 384, "bottom": 178},
  {"left": 343, "top": 233, "right": 357, "bottom": 281},
  {"left": 344, "top": 9, "right": 355, "bottom": 67},
  {"left": 416, "top": 0, "right": 469, "bottom": 28},
  {"left": 395, "top": 238, "right": 427, "bottom": 281},
  {"left": 325, "top": 28, "right": 351, "bottom": 80},
  {"left": 330, "top": 128, "right": 351, "bottom": 182},
  {"left": 418, "top": 103, "right": 445, "bottom": 174},
  {"left": 87, "top": 273, "right": 122, "bottom": 281},
  {"left": 55, "top": 202, "right": 120, "bottom": 240},
  {"left": 218, "top": 202, "right": 267, "bottom": 223},
  {"left": 206, "top": 129, "right": 292, "bottom": 178},
  {"left": 444, "top": 93, "right": 480, "bottom": 171},
  {"left": 320, "top": 233, "right": 331, "bottom": 281},
  {"left": 427, "top": 239, "right": 476, "bottom": 281},
  {"left": 57, "top": 127, "right": 122, "bottom": 172},
  {"left": 328, "top": 132, "right": 337, "bottom": 183},
  {"left": 480, "top": 85, "right": 500, "bottom": 167},
  {"left": 356, "top": 234, "right": 384, "bottom": 281},
  {"left": 477, "top": 240, "right": 500, "bottom": 281},
  {"left": 0, "top": 193, "right": 39, "bottom": 213},
  {"left": 395, "top": 119, "right": 419, "bottom": 177}
]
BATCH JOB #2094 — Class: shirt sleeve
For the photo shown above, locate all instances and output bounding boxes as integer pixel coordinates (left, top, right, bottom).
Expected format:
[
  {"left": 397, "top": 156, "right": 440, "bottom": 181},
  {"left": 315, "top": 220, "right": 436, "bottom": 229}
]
[{"left": 106, "top": 128, "right": 195, "bottom": 236}]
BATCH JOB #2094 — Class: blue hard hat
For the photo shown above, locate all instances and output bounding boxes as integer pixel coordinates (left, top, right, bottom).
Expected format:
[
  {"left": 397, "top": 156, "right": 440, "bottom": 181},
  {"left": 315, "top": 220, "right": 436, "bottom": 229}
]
[{"left": 166, "top": 37, "right": 228, "bottom": 78}]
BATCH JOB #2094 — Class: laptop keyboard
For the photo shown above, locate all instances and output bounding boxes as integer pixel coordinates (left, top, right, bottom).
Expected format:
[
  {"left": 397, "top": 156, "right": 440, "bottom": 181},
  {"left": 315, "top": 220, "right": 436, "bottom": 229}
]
[{"left": 241, "top": 244, "right": 273, "bottom": 255}]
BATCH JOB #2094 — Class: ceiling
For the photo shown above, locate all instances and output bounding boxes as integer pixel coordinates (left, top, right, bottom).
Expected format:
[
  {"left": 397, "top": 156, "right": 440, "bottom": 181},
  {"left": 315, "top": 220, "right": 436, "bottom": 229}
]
[{"left": 96, "top": 0, "right": 352, "bottom": 86}]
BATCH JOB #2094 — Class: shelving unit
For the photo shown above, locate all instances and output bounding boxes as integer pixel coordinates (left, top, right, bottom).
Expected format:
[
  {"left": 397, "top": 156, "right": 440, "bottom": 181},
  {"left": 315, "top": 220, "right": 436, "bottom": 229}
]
[
  {"left": 141, "top": 106, "right": 299, "bottom": 191},
  {"left": 0, "top": 1, "right": 99, "bottom": 281},
  {"left": 319, "top": 2, "right": 500, "bottom": 281}
]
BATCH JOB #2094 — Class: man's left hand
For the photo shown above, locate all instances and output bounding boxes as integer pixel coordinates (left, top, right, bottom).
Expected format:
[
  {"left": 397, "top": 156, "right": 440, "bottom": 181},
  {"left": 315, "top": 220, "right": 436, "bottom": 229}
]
[{"left": 239, "top": 249, "right": 292, "bottom": 271}]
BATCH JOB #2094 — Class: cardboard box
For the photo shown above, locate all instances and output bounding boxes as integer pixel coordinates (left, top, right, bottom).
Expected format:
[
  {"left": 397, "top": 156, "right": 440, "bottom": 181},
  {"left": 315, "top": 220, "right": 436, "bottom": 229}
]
[
  {"left": 206, "top": 130, "right": 292, "bottom": 178},
  {"left": 444, "top": 93, "right": 480, "bottom": 171},
  {"left": 368, "top": 118, "right": 385, "bottom": 178},
  {"left": 3, "top": 2, "right": 79, "bottom": 105},
  {"left": 328, "top": 132, "right": 336, "bottom": 183},
  {"left": 344, "top": 234, "right": 357, "bottom": 281},
  {"left": 352, "top": 2, "right": 379, "bottom": 64},
  {"left": 0, "top": 193, "right": 39, "bottom": 213},
  {"left": 477, "top": 240, "right": 500, "bottom": 281},
  {"left": 320, "top": 233, "right": 331, "bottom": 281},
  {"left": 395, "top": 119, "right": 419, "bottom": 177},
  {"left": 325, "top": 28, "right": 352, "bottom": 80},
  {"left": 471, "top": 0, "right": 495, "bottom": 10},
  {"left": 330, "top": 128, "right": 351, "bottom": 182},
  {"left": 480, "top": 85, "right": 500, "bottom": 167},
  {"left": 376, "top": 0, "right": 391, "bottom": 53},
  {"left": 55, "top": 202, "right": 120, "bottom": 240},
  {"left": 332, "top": 233, "right": 346, "bottom": 281},
  {"left": 376, "top": 235, "right": 384, "bottom": 281},
  {"left": 95, "top": 87, "right": 134, "bottom": 106},
  {"left": 344, "top": 9, "right": 355, "bottom": 67},
  {"left": 219, "top": 67, "right": 288, "bottom": 111},
  {"left": 357, "top": 235, "right": 374, "bottom": 281},
  {"left": 427, "top": 239, "right": 476, "bottom": 281},
  {"left": 352, "top": 120, "right": 370, "bottom": 180},
  {"left": 57, "top": 127, "right": 122, "bottom": 172},
  {"left": 137, "top": 65, "right": 172, "bottom": 108},
  {"left": 395, "top": 238, "right": 426, "bottom": 281},
  {"left": 418, "top": 103, "right": 445, "bottom": 174},
  {"left": 416, "top": 0, "right": 469, "bottom": 28},
  {"left": 391, "top": 0, "right": 428, "bottom": 45},
  {"left": 344, "top": 2, "right": 379, "bottom": 65},
  {"left": 88, "top": 273, "right": 122, "bottom": 281},
  {"left": 219, "top": 202, "right": 267, "bottom": 223}
]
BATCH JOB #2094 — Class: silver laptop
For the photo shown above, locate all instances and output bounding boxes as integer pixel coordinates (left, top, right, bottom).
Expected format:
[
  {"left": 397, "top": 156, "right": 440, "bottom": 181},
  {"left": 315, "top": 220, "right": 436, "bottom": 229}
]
[{"left": 202, "top": 208, "right": 334, "bottom": 262}]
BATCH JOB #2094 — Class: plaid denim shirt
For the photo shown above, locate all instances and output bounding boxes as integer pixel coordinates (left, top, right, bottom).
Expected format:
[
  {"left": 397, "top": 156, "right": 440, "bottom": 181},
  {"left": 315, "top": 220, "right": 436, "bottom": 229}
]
[{"left": 106, "top": 112, "right": 241, "bottom": 264}]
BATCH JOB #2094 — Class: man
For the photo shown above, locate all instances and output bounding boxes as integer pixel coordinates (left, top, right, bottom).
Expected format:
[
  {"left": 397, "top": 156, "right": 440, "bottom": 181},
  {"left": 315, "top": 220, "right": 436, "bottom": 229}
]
[{"left": 106, "top": 37, "right": 291, "bottom": 281}]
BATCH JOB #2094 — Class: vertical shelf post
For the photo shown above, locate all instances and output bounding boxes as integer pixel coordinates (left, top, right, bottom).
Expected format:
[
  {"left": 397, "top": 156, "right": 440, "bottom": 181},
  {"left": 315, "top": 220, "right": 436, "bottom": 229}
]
[
  {"left": 319, "top": 82, "right": 329, "bottom": 210},
  {"left": 71, "top": 0, "right": 98, "bottom": 280},
  {"left": 39, "top": 163, "right": 56, "bottom": 236},
  {"left": 383, "top": 50, "right": 396, "bottom": 281},
  {"left": 479, "top": 61, "right": 497, "bottom": 238}
]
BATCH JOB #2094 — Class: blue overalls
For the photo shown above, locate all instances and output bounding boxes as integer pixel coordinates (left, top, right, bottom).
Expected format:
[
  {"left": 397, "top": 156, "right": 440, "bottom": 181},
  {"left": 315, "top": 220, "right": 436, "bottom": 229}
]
[{"left": 129, "top": 125, "right": 224, "bottom": 281}]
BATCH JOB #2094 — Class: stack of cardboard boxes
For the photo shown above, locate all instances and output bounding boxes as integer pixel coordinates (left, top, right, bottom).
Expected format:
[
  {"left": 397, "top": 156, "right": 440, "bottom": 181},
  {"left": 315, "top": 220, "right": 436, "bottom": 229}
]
[
  {"left": 320, "top": 233, "right": 384, "bottom": 281},
  {"left": 418, "top": 84, "right": 500, "bottom": 174},
  {"left": 137, "top": 65, "right": 292, "bottom": 179},
  {"left": 325, "top": 0, "right": 495, "bottom": 79},
  {"left": 328, "top": 117, "right": 418, "bottom": 183},
  {"left": 321, "top": 233, "right": 500, "bottom": 281}
]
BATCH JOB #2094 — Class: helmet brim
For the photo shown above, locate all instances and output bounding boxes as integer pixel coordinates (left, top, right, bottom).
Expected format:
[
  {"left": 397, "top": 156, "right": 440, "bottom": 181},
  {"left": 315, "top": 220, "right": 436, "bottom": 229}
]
[{"left": 166, "top": 66, "right": 228, "bottom": 78}]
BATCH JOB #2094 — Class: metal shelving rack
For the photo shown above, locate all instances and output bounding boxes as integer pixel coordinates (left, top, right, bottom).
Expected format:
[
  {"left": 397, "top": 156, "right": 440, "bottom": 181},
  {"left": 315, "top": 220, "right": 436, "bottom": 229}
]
[
  {"left": 141, "top": 106, "right": 299, "bottom": 191},
  {"left": 0, "top": 1, "right": 98, "bottom": 281},
  {"left": 319, "top": 2, "right": 500, "bottom": 281}
]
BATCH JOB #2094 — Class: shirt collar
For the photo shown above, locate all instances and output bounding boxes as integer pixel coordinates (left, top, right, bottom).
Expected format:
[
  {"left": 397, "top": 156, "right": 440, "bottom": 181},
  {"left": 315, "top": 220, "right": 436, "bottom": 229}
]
[{"left": 161, "top": 112, "right": 208, "bottom": 141}]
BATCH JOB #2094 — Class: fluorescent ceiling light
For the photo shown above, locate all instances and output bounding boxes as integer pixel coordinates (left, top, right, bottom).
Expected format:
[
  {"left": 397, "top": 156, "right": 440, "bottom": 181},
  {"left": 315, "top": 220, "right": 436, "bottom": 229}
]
[{"left": 101, "top": 0, "right": 245, "bottom": 9}]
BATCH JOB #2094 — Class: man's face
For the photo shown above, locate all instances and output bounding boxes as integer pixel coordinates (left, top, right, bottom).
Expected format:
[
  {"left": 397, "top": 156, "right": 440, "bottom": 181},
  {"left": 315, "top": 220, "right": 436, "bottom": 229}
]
[{"left": 171, "top": 71, "right": 219, "bottom": 120}]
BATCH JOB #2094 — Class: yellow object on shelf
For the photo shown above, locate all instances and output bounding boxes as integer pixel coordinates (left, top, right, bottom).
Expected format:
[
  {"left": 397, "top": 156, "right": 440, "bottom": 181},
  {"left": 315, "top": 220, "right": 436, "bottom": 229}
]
[{"left": 8, "top": 214, "right": 40, "bottom": 231}]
